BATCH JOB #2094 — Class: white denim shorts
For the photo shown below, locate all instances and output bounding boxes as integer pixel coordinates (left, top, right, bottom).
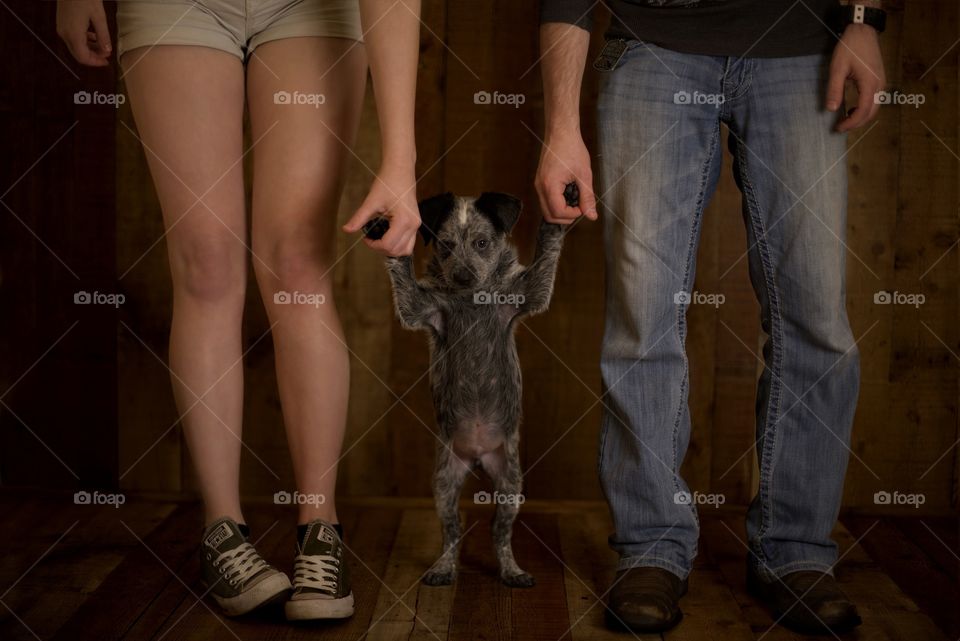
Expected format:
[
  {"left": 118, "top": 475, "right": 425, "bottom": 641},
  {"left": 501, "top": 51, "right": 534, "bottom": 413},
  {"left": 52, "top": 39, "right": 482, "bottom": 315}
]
[{"left": 117, "top": 0, "right": 363, "bottom": 60}]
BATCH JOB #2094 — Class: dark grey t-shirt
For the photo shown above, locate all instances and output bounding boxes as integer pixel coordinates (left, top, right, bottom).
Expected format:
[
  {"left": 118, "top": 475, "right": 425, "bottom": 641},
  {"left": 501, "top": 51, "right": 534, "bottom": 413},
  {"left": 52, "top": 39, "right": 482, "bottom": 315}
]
[{"left": 541, "top": 0, "right": 842, "bottom": 58}]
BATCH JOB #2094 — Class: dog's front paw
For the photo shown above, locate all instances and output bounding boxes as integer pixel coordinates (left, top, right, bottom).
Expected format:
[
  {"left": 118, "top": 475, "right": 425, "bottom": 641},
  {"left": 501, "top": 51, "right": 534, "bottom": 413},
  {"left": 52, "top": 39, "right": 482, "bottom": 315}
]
[
  {"left": 501, "top": 571, "right": 536, "bottom": 588},
  {"left": 422, "top": 569, "right": 457, "bottom": 586}
]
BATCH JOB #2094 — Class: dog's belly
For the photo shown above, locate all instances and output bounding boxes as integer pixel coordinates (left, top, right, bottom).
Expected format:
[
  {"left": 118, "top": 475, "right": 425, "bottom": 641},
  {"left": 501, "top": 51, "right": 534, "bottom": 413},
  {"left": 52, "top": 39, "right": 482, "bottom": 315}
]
[{"left": 450, "top": 420, "right": 505, "bottom": 460}]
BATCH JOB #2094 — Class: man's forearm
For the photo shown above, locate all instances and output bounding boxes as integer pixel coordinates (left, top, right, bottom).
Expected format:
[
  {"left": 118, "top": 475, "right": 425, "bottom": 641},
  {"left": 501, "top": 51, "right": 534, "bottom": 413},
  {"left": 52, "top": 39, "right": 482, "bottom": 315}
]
[
  {"left": 540, "top": 22, "right": 590, "bottom": 140},
  {"left": 360, "top": 0, "right": 420, "bottom": 167}
]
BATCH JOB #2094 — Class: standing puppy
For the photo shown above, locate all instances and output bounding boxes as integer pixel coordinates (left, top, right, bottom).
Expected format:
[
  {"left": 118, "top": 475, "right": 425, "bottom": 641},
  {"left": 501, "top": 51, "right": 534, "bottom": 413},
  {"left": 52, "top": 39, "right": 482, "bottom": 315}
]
[{"left": 385, "top": 192, "right": 565, "bottom": 587}]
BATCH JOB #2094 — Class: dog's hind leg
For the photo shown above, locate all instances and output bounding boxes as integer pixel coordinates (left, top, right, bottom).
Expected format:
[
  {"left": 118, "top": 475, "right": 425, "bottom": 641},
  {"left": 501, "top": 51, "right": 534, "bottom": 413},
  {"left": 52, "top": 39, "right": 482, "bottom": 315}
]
[
  {"left": 482, "top": 433, "right": 535, "bottom": 587},
  {"left": 423, "top": 444, "right": 470, "bottom": 586}
]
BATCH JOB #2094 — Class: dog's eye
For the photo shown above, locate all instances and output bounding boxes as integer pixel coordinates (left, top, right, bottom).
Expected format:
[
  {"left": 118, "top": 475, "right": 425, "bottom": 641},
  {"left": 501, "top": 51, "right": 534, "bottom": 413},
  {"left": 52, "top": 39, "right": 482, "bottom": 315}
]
[{"left": 474, "top": 238, "right": 489, "bottom": 250}]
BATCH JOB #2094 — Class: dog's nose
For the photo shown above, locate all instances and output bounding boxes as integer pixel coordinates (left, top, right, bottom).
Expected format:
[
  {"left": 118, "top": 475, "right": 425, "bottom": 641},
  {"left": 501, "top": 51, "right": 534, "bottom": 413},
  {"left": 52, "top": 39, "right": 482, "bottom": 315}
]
[{"left": 452, "top": 268, "right": 473, "bottom": 286}]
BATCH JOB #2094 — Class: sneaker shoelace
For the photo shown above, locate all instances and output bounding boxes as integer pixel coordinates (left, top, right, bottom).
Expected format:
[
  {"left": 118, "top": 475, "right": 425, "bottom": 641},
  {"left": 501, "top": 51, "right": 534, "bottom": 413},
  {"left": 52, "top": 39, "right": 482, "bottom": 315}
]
[
  {"left": 292, "top": 553, "right": 340, "bottom": 595},
  {"left": 213, "top": 542, "right": 269, "bottom": 588}
]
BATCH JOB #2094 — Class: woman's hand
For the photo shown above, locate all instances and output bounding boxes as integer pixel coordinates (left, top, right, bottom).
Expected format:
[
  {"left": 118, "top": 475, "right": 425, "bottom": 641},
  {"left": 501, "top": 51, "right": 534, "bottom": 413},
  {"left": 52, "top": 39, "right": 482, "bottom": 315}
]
[
  {"left": 355, "top": 0, "right": 420, "bottom": 256},
  {"left": 56, "top": 0, "right": 112, "bottom": 67},
  {"left": 343, "top": 163, "right": 421, "bottom": 257}
]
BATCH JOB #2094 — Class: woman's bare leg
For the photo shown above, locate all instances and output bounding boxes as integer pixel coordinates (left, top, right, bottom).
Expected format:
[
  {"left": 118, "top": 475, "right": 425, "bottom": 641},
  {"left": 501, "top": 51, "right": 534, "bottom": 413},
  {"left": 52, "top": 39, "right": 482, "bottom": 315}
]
[
  {"left": 122, "top": 46, "right": 248, "bottom": 526},
  {"left": 247, "top": 37, "right": 367, "bottom": 525}
]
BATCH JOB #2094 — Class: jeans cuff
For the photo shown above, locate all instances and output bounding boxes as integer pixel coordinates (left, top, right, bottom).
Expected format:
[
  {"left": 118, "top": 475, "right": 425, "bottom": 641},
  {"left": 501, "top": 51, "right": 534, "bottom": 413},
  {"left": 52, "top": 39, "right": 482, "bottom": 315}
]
[
  {"left": 616, "top": 555, "right": 690, "bottom": 580},
  {"left": 751, "top": 558, "right": 836, "bottom": 582}
]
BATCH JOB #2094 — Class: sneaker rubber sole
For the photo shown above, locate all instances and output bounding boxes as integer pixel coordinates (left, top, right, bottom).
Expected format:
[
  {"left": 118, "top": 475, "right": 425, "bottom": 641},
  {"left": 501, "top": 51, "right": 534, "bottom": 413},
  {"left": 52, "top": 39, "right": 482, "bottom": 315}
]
[
  {"left": 211, "top": 572, "right": 292, "bottom": 617},
  {"left": 285, "top": 592, "right": 355, "bottom": 620}
]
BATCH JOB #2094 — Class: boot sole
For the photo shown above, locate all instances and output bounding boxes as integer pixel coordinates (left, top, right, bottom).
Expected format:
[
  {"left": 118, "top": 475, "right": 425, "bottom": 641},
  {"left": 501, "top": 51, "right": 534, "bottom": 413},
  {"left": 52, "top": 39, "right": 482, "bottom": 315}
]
[
  {"left": 212, "top": 572, "right": 292, "bottom": 617},
  {"left": 604, "top": 579, "right": 687, "bottom": 633},
  {"left": 285, "top": 592, "right": 355, "bottom": 620},
  {"left": 605, "top": 607, "right": 683, "bottom": 633},
  {"left": 746, "top": 570, "right": 862, "bottom": 635}
]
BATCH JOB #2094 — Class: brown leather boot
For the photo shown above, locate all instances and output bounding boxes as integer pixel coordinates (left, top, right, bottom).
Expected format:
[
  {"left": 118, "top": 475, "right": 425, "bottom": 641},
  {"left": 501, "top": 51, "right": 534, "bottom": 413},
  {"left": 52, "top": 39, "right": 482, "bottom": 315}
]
[
  {"left": 605, "top": 567, "right": 687, "bottom": 633},
  {"left": 747, "top": 566, "right": 862, "bottom": 635}
]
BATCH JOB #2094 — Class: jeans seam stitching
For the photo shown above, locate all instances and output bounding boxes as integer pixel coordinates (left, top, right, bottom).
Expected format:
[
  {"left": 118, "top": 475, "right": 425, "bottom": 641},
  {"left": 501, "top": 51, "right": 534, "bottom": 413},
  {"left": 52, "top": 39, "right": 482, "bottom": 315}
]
[
  {"left": 671, "top": 118, "right": 720, "bottom": 555},
  {"left": 597, "top": 411, "right": 610, "bottom": 477},
  {"left": 734, "top": 139, "right": 785, "bottom": 563}
]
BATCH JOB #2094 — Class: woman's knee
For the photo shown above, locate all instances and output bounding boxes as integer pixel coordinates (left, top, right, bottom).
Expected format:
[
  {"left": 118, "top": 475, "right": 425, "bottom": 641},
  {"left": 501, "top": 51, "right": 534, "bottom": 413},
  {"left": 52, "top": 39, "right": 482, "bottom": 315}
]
[
  {"left": 253, "top": 232, "right": 335, "bottom": 294},
  {"left": 169, "top": 236, "right": 247, "bottom": 303}
]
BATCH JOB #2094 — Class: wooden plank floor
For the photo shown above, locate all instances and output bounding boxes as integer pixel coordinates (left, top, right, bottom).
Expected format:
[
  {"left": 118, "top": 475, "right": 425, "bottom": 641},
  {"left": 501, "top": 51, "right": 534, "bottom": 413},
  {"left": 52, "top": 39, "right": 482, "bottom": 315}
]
[{"left": 0, "top": 492, "right": 955, "bottom": 640}]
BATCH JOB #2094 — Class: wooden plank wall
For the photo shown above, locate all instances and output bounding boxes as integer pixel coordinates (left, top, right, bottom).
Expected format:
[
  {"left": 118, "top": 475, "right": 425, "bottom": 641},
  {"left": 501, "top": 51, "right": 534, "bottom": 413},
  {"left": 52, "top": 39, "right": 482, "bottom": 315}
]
[
  {"left": 9, "top": 0, "right": 950, "bottom": 510},
  {"left": 0, "top": 0, "right": 119, "bottom": 488}
]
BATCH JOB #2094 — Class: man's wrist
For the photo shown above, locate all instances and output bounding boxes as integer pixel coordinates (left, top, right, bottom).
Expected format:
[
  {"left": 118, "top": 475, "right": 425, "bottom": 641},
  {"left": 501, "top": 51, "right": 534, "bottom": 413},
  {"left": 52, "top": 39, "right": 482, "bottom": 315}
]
[
  {"left": 545, "top": 118, "right": 581, "bottom": 143},
  {"left": 842, "top": 22, "right": 880, "bottom": 37}
]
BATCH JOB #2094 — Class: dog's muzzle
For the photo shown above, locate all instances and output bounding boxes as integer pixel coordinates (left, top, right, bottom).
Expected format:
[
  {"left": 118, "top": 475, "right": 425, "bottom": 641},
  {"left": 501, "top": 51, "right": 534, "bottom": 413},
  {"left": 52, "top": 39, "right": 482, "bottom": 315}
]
[{"left": 452, "top": 268, "right": 474, "bottom": 287}]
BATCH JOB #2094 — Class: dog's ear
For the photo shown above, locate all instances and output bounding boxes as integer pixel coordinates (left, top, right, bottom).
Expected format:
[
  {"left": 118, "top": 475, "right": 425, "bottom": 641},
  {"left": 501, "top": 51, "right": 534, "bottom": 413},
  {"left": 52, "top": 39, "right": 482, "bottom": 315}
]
[
  {"left": 418, "top": 192, "right": 455, "bottom": 245},
  {"left": 474, "top": 192, "right": 522, "bottom": 234}
]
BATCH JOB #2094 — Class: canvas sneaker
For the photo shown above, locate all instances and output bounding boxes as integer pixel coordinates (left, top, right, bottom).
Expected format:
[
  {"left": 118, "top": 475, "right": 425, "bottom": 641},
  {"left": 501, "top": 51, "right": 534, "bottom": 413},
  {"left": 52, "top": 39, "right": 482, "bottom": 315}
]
[
  {"left": 200, "top": 517, "right": 291, "bottom": 616},
  {"left": 285, "top": 519, "right": 354, "bottom": 620}
]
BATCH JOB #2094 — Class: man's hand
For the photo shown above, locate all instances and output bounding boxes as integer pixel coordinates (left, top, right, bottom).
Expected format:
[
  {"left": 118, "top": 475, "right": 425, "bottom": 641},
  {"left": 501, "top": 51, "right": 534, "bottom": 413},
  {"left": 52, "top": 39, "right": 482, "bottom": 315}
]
[
  {"left": 535, "top": 131, "right": 597, "bottom": 224},
  {"left": 343, "top": 164, "right": 421, "bottom": 256},
  {"left": 826, "top": 23, "right": 886, "bottom": 132},
  {"left": 56, "top": 0, "right": 112, "bottom": 67},
  {"left": 537, "top": 22, "right": 595, "bottom": 224}
]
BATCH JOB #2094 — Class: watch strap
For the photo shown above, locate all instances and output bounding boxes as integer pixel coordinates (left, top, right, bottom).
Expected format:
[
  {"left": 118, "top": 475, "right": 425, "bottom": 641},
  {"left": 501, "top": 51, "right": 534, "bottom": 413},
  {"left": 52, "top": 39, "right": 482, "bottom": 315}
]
[{"left": 836, "top": 4, "right": 887, "bottom": 33}]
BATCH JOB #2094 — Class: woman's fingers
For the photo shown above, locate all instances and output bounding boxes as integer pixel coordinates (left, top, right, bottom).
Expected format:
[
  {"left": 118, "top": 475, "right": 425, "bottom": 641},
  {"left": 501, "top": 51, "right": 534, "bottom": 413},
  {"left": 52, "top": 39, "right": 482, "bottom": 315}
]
[
  {"left": 350, "top": 192, "right": 420, "bottom": 256},
  {"left": 57, "top": 1, "right": 111, "bottom": 66},
  {"left": 364, "top": 222, "right": 416, "bottom": 256},
  {"left": 90, "top": 4, "right": 112, "bottom": 57},
  {"left": 343, "top": 197, "right": 378, "bottom": 233},
  {"left": 69, "top": 32, "right": 106, "bottom": 66}
]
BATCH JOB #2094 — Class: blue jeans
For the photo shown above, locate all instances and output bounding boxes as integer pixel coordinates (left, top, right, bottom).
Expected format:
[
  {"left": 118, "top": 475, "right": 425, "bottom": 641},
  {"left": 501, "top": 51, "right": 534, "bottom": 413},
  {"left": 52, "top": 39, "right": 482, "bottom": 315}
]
[{"left": 596, "top": 42, "right": 859, "bottom": 581}]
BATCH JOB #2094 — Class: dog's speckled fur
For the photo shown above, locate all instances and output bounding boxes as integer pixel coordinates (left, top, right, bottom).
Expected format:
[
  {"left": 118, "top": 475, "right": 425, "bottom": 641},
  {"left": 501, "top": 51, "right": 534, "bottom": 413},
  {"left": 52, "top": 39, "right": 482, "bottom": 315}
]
[{"left": 385, "top": 192, "right": 565, "bottom": 587}]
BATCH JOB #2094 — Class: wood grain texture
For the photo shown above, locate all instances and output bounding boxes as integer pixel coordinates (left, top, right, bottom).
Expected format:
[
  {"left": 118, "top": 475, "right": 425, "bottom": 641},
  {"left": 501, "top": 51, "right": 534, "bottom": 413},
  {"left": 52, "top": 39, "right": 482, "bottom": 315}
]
[
  {"left": 0, "top": 0, "right": 952, "bottom": 512},
  {"left": 1, "top": 0, "right": 119, "bottom": 489},
  {"left": 0, "top": 496, "right": 951, "bottom": 640}
]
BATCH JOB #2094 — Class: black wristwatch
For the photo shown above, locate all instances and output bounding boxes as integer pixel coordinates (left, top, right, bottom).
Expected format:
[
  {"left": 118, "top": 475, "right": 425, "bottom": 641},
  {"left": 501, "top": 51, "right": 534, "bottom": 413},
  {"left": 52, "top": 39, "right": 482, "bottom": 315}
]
[{"left": 834, "top": 4, "right": 887, "bottom": 33}]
